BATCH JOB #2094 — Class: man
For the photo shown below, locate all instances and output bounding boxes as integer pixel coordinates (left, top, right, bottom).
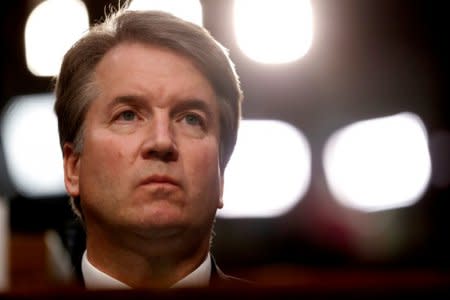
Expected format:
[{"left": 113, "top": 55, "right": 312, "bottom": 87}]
[{"left": 54, "top": 7, "right": 243, "bottom": 289}]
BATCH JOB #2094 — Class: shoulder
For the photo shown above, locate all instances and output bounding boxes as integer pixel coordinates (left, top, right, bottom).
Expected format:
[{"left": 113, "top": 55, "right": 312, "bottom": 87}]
[{"left": 210, "top": 256, "right": 254, "bottom": 288}]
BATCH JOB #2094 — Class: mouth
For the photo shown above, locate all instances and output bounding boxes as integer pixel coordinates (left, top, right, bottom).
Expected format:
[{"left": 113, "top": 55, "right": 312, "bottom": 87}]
[{"left": 140, "top": 175, "right": 180, "bottom": 187}]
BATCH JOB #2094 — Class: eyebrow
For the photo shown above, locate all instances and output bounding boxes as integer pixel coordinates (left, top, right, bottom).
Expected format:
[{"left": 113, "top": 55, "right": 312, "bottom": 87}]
[
  {"left": 106, "top": 95, "right": 217, "bottom": 120},
  {"left": 170, "top": 99, "right": 216, "bottom": 120},
  {"left": 106, "top": 95, "right": 148, "bottom": 112}
]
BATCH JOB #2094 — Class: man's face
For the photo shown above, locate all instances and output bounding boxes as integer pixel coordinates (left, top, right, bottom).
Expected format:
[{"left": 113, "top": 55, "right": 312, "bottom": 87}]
[{"left": 63, "top": 43, "right": 223, "bottom": 244}]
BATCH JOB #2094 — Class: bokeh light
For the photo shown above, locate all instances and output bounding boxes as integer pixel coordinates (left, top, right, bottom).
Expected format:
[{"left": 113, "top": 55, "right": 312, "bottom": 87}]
[
  {"left": 1, "top": 94, "right": 65, "bottom": 197},
  {"left": 323, "top": 112, "right": 431, "bottom": 212},
  {"left": 233, "top": 0, "right": 314, "bottom": 64},
  {"left": 25, "top": 0, "right": 89, "bottom": 77},
  {"left": 219, "top": 120, "right": 311, "bottom": 218}
]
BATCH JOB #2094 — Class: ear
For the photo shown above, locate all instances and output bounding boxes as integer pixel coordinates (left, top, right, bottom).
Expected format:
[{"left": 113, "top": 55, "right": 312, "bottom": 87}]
[
  {"left": 63, "top": 143, "right": 80, "bottom": 198},
  {"left": 217, "top": 175, "right": 224, "bottom": 209}
]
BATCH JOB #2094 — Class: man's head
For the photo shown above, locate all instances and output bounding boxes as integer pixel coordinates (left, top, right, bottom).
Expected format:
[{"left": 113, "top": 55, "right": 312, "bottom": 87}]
[{"left": 54, "top": 9, "right": 242, "bottom": 224}]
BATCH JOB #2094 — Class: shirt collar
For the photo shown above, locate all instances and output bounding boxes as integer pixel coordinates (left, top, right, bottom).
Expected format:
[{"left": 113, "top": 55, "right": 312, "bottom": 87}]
[{"left": 81, "top": 251, "right": 211, "bottom": 289}]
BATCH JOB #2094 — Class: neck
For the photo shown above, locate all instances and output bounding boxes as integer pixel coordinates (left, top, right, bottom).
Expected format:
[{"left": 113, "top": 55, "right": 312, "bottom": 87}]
[{"left": 85, "top": 224, "right": 211, "bottom": 288}]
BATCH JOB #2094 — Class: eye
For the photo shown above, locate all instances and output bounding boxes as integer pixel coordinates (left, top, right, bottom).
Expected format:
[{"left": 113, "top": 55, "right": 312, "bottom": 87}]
[
  {"left": 183, "top": 113, "right": 204, "bottom": 127},
  {"left": 117, "top": 110, "right": 137, "bottom": 121}
]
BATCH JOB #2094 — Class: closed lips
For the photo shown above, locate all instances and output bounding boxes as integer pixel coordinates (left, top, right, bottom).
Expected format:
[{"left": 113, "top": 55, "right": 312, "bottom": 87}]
[{"left": 140, "top": 175, "right": 179, "bottom": 186}]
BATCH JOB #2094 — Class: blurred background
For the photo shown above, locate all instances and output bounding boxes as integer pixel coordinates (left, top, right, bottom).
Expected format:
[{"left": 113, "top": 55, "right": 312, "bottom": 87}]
[{"left": 1, "top": 0, "right": 450, "bottom": 292}]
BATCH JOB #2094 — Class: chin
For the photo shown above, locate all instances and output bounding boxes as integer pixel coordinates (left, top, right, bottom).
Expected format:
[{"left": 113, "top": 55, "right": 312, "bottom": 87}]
[{"left": 133, "top": 206, "right": 186, "bottom": 229}]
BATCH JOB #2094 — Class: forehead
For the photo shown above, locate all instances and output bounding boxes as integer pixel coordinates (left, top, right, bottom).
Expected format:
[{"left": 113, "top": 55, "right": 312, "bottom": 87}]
[
  {"left": 90, "top": 42, "right": 218, "bottom": 110},
  {"left": 98, "top": 42, "right": 209, "bottom": 86}
]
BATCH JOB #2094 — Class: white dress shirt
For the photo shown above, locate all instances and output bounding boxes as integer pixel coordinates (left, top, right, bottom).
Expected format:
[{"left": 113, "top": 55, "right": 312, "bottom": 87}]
[{"left": 81, "top": 251, "right": 212, "bottom": 289}]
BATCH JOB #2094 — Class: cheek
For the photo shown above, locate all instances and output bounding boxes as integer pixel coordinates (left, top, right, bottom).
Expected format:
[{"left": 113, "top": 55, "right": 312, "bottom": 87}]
[
  {"left": 81, "top": 133, "right": 133, "bottom": 182},
  {"left": 184, "top": 140, "right": 222, "bottom": 192}
]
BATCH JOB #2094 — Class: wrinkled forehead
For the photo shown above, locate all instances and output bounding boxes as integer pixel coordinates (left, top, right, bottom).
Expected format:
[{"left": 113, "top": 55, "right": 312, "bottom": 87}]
[
  {"left": 92, "top": 41, "right": 218, "bottom": 97},
  {"left": 86, "top": 43, "right": 219, "bottom": 121}
]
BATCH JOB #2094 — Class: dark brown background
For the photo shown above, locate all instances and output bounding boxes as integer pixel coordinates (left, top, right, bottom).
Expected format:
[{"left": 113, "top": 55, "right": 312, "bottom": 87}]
[{"left": 1, "top": 0, "right": 450, "bottom": 291}]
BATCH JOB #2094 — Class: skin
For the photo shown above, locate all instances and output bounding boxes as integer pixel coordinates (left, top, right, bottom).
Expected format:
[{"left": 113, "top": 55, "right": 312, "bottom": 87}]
[{"left": 63, "top": 42, "right": 224, "bottom": 288}]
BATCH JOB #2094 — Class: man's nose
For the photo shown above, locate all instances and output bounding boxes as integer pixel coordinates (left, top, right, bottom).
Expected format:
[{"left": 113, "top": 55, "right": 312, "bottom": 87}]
[{"left": 141, "top": 117, "right": 178, "bottom": 162}]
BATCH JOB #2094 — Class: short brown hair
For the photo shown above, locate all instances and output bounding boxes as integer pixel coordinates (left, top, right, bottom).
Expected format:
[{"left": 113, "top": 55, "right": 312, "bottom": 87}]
[{"left": 54, "top": 8, "right": 243, "bottom": 217}]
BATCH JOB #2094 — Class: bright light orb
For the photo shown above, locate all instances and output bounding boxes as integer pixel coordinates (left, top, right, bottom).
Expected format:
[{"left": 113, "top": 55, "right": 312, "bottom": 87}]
[
  {"left": 1, "top": 94, "right": 65, "bottom": 197},
  {"left": 219, "top": 120, "right": 311, "bottom": 218},
  {"left": 128, "top": 0, "right": 203, "bottom": 26},
  {"left": 25, "top": 0, "right": 89, "bottom": 77},
  {"left": 323, "top": 113, "right": 431, "bottom": 212},
  {"left": 233, "top": 0, "right": 314, "bottom": 64}
]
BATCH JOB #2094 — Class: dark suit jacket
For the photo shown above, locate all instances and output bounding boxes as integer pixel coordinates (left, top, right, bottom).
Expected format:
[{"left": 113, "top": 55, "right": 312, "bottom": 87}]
[
  {"left": 64, "top": 220, "right": 250, "bottom": 288},
  {"left": 78, "top": 254, "right": 250, "bottom": 289},
  {"left": 209, "top": 255, "right": 252, "bottom": 288}
]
